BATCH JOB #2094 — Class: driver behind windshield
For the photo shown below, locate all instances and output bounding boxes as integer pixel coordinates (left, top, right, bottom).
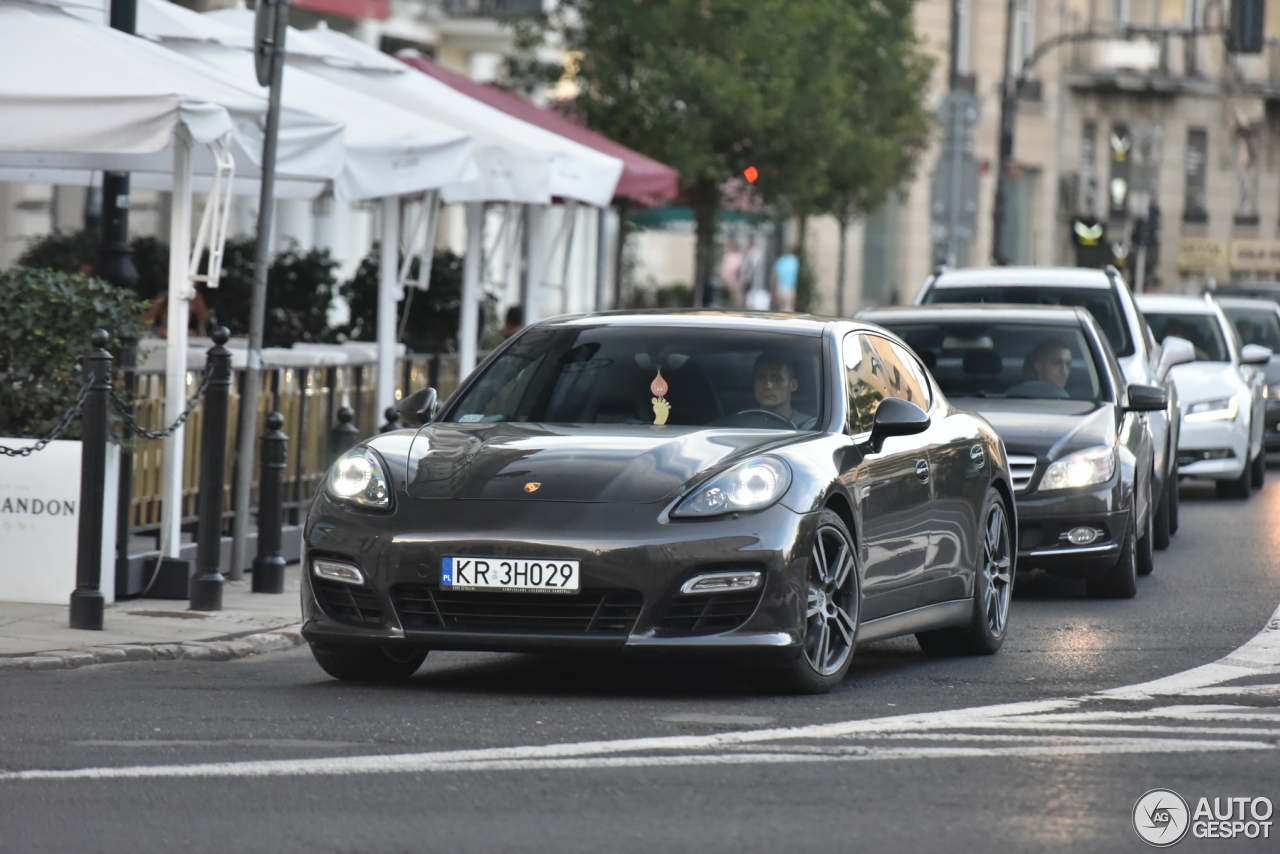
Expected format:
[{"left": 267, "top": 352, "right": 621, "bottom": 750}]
[
  {"left": 1006, "top": 337, "right": 1072, "bottom": 399},
  {"left": 753, "top": 352, "right": 818, "bottom": 429}
]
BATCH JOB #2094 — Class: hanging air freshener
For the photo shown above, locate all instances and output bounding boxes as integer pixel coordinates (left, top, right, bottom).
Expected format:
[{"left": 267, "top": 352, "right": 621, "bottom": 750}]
[{"left": 651, "top": 369, "right": 670, "bottom": 425}]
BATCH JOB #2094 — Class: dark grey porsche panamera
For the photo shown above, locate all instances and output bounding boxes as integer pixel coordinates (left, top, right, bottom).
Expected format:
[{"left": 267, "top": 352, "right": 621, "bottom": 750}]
[{"left": 302, "top": 312, "right": 1016, "bottom": 693}]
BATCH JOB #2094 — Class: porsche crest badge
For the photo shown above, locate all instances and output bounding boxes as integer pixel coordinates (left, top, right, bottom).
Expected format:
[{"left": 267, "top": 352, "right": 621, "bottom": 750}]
[{"left": 524, "top": 482, "right": 541, "bottom": 493}]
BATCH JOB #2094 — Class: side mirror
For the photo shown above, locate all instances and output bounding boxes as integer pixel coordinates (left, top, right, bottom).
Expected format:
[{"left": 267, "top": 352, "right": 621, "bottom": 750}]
[
  {"left": 1156, "top": 336, "right": 1196, "bottom": 377},
  {"left": 1240, "top": 343, "right": 1273, "bottom": 365},
  {"left": 864, "top": 397, "right": 930, "bottom": 453},
  {"left": 396, "top": 387, "right": 437, "bottom": 427},
  {"left": 1126, "top": 384, "right": 1168, "bottom": 412}
]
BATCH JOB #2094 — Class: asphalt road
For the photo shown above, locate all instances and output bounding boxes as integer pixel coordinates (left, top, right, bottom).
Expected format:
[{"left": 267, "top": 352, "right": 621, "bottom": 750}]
[{"left": 3, "top": 475, "right": 1280, "bottom": 854}]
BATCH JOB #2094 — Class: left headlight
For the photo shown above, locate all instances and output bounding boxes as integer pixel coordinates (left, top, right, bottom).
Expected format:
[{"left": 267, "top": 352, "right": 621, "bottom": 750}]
[
  {"left": 1265, "top": 382, "right": 1280, "bottom": 400},
  {"left": 1184, "top": 396, "right": 1239, "bottom": 422},
  {"left": 1040, "top": 445, "right": 1116, "bottom": 491},
  {"left": 326, "top": 447, "right": 392, "bottom": 509},
  {"left": 672, "top": 456, "right": 792, "bottom": 518}
]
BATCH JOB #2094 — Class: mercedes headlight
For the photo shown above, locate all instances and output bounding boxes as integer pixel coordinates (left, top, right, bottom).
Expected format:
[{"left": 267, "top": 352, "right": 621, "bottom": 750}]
[
  {"left": 326, "top": 447, "right": 392, "bottom": 509},
  {"left": 672, "top": 457, "right": 792, "bottom": 518},
  {"left": 1040, "top": 446, "right": 1116, "bottom": 491},
  {"left": 1185, "top": 396, "right": 1239, "bottom": 422}
]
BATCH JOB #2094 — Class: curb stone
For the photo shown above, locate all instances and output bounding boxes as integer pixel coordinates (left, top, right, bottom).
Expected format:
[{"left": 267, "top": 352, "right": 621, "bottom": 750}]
[{"left": 0, "top": 625, "right": 305, "bottom": 672}]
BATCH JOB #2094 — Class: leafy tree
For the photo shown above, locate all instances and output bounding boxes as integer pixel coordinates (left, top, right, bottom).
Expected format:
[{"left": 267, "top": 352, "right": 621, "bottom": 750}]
[
  {"left": 516, "top": 0, "right": 931, "bottom": 308},
  {"left": 201, "top": 238, "right": 341, "bottom": 347},
  {"left": 18, "top": 229, "right": 168, "bottom": 300},
  {"left": 0, "top": 268, "right": 145, "bottom": 439},
  {"left": 340, "top": 248, "right": 468, "bottom": 354}
]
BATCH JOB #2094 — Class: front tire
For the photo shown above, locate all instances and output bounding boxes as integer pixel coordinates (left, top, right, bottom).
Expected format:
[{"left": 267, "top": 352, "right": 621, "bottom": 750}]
[
  {"left": 311, "top": 642, "right": 428, "bottom": 682},
  {"left": 781, "top": 510, "right": 860, "bottom": 694},
  {"left": 1087, "top": 519, "right": 1138, "bottom": 599},
  {"left": 1251, "top": 452, "right": 1266, "bottom": 488},
  {"left": 1152, "top": 477, "right": 1172, "bottom": 551},
  {"left": 917, "top": 489, "right": 1014, "bottom": 656},
  {"left": 1216, "top": 462, "right": 1252, "bottom": 499},
  {"left": 1135, "top": 496, "right": 1155, "bottom": 577}
]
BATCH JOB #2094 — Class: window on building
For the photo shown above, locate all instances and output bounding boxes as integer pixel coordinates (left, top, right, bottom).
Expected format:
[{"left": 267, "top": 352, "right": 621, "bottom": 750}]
[
  {"left": 1184, "top": 128, "right": 1208, "bottom": 222},
  {"left": 1234, "top": 128, "right": 1259, "bottom": 224}
]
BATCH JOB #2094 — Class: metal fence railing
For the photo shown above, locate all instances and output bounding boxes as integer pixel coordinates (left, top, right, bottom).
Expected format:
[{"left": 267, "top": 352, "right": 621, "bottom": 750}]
[{"left": 123, "top": 352, "right": 460, "bottom": 546}]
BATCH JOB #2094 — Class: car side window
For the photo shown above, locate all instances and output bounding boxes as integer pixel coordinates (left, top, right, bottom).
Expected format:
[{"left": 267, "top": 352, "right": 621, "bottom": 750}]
[
  {"left": 866, "top": 335, "right": 931, "bottom": 409},
  {"left": 843, "top": 333, "right": 887, "bottom": 435}
]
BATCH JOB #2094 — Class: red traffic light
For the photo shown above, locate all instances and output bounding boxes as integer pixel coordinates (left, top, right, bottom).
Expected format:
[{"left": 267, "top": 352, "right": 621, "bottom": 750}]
[{"left": 743, "top": 166, "right": 759, "bottom": 184}]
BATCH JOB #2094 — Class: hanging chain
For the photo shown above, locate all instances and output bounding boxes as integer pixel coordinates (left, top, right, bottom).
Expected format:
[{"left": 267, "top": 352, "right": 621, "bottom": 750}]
[
  {"left": 110, "top": 368, "right": 212, "bottom": 440},
  {"left": 0, "top": 380, "right": 94, "bottom": 457}
]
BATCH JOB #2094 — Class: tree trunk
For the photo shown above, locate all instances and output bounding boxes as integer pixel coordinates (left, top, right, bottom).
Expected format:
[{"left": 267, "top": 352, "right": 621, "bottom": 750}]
[
  {"left": 692, "top": 178, "right": 720, "bottom": 308},
  {"left": 835, "top": 210, "right": 849, "bottom": 317},
  {"left": 612, "top": 199, "right": 631, "bottom": 309},
  {"left": 795, "top": 213, "right": 810, "bottom": 312}
]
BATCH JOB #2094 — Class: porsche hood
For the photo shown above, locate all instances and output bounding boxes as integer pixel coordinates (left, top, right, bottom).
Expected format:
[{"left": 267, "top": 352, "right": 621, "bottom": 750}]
[{"left": 366, "top": 423, "right": 796, "bottom": 504}]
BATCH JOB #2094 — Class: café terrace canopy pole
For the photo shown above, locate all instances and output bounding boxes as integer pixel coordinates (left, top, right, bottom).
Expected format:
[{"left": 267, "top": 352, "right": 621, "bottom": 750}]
[{"left": 230, "top": 0, "right": 289, "bottom": 582}]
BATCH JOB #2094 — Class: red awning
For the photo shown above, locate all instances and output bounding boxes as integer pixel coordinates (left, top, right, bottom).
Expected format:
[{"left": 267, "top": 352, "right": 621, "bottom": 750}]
[
  {"left": 292, "top": 0, "right": 389, "bottom": 21},
  {"left": 398, "top": 55, "right": 679, "bottom": 207}
]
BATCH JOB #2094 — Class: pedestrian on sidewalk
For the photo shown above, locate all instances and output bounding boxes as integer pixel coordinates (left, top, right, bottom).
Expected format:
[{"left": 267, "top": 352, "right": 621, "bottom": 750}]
[{"left": 772, "top": 245, "right": 799, "bottom": 312}]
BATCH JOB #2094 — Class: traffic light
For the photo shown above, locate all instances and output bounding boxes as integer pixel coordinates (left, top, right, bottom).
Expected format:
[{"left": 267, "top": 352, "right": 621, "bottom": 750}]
[{"left": 1230, "top": 0, "right": 1265, "bottom": 53}]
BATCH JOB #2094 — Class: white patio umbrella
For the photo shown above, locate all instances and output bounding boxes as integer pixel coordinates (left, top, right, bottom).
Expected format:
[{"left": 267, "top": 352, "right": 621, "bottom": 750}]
[
  {"left": 215, "top": 18, "right": 623, "bottom": 378},
  {"left": 138, "top": 0, "right": 479, "bottom": 425},
  {"left": 0, "top": 0, "right": 345, "bottom": 562}
]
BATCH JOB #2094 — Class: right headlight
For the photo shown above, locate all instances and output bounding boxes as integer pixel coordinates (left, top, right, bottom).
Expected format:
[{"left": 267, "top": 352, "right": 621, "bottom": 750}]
[
  {"left": 326, "top": 447, "right": 393, "bottom": 509},
  {"left": 1040, "top": 446, "right": 1116, "bottom": 491},
  {"left": 672, "top": 456, "right": 792, "bottom": 518},
  {"left": 1184, "top": 396, "right": 1239, "bottom": 422}
]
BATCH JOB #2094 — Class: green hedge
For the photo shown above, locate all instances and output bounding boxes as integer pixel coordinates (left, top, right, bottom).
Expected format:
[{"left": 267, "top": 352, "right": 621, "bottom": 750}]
[{"left": 0, "top": 268, "right": 145, "bottom": 439}]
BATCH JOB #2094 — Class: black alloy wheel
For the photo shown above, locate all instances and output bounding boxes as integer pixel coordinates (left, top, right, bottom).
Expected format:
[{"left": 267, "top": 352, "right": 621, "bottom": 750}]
[
  {"left": 917, "top": 488, "right": 1014, "bottom": 656},
  {"left": 310, "top": 642, "right": 428, "bottom": 682},
  {"left": 783, "top": 509, "right": 860, "bottom": 694}
]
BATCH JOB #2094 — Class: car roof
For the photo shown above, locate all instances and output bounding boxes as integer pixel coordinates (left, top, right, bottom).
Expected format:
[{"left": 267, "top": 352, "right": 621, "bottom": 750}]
[
  {"left": 538, "top": 309, "right": 836, "bottom": 337},
  {"left": 1215, "top": 296, "right": 1280, "bottom": 312},
  {"left": 1134, "top": 294, "right": 1218, "bottom": 315},
  {"left": 861, "top": 303, "right": 1089, "bottom": 326},
  {"left": 929, "top": 266, "right": 1113, "bottom": 290}
]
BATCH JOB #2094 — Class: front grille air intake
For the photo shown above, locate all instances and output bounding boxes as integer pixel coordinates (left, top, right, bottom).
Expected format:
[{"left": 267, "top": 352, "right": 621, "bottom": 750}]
[
  {"left": 313, "top": 578, "right": 385, "bottom": 625},
  {"left": 1007, "top": 454, "right": 1038, "bottom": 492},
  {"left": 392, "top": 586, "right": 643, "bottom": 636},
  {"left": 655, "top": 589, "right": 763, "bottom": 636}
]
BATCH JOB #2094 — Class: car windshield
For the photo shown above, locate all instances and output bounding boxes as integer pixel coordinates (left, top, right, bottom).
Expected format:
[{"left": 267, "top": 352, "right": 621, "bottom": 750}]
[
  {"left": 1222, "top": 306, "right": 1280, "bottom": 351},
  {"left": 876, "top": 321, "right": 1106, "bottom": 401},
  {"left": 1144, "top": 312, "right": 1230, "bottom": 362},
  {"left": 923, "top": 285, "right": 1134, "bottom": 357},
  {"left": 447, "top": 325, "right": 826, "bottom": 430}
]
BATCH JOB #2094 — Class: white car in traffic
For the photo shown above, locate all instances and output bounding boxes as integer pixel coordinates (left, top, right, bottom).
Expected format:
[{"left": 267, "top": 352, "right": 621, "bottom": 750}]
[{"left": 1136, "top": 294, "right": 1272, "bottom": 498}]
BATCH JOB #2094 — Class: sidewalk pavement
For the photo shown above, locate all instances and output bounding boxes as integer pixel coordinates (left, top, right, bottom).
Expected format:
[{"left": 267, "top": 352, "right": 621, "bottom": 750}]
[{"left": 0, "top": 564, "right": 305, "bottom": 672}]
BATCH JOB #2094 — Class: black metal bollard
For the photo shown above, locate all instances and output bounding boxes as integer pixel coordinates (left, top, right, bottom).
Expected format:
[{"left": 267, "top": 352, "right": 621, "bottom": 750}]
[
  {"left": 379, "top": 406, "right": 400, "bottom": 433},
  {"left": 70, "top": 330, "right": 112, "bottom": 630},
  {"left": 332, "top": 405, "right": 359, "bottom": 458},
  {"left": 190, "top": 328, "right": 232, "bottom": 611},
  {"left": 252, "top": 412, "right": 287, "bottom": 594}
]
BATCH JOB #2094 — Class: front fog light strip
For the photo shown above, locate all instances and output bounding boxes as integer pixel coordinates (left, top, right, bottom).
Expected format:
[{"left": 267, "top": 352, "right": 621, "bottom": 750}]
[
  {"left": 680, "top": 571, "right": 763, "bottom": 595},
  {"left": 313, "top": 559, "right": 365, "bottom": 586}
]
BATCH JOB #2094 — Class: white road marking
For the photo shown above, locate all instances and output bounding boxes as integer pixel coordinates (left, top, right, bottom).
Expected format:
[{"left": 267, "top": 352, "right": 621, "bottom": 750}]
[{"left": 4, "top": 603, "right": 1279, "bottom": 782}]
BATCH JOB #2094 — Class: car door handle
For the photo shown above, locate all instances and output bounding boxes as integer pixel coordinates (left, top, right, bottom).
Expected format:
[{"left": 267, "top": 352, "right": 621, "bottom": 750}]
[
  {"left": 970, "top": 444, "right": 985, "bottom": 468},
  {"left": 915, "top": 459, "right": 930, "bottom": 483}
]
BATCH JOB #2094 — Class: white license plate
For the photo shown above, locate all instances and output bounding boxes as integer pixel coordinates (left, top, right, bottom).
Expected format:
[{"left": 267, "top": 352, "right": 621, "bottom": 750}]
[{"left": 441, "top": 557, "right": 580, "bottom": 593}]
